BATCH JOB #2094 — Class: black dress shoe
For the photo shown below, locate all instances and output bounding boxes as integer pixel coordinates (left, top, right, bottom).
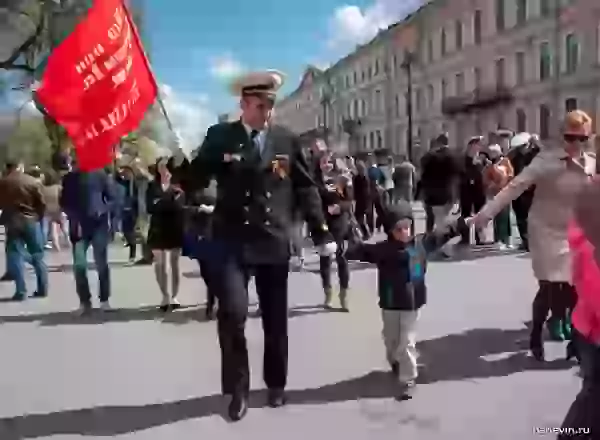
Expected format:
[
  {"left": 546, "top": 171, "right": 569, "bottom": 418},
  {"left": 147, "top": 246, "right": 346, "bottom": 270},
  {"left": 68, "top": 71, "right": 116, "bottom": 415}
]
[
  {"left": 228, "top": 392, "right": 248, "bottom": 421},
  {"left": 267, "top": 388, "right": 287, "bottom": 408}
]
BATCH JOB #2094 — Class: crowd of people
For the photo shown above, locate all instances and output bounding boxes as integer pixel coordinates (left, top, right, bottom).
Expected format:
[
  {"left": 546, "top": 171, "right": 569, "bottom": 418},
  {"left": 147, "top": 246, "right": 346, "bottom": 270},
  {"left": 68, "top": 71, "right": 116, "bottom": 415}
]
[{"left": 0, "top": 69, "right": 597, "bottom": 435}]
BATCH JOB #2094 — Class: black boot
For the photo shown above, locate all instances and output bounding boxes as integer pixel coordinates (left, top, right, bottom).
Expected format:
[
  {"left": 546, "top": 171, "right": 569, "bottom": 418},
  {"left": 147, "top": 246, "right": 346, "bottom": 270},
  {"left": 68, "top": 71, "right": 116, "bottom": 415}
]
[{"left": 529, "top": 337, "right": 545, "bottom": 361}]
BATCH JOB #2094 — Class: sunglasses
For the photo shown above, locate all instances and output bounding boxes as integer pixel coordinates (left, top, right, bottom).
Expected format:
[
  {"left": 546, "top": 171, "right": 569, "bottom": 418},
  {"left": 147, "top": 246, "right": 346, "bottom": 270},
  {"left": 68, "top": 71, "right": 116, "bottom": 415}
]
[{"left": 563, "top": 134, "right": 589, "bottom": 143}]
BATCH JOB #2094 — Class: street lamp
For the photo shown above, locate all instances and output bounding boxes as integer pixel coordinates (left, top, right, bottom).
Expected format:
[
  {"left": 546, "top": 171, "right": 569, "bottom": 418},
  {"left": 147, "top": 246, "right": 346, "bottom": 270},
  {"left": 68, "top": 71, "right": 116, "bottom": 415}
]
[
  {"left": 320, "top": 78, "right": 333, "bottom": 145},
  {"left": 401, "top": 51, "right": 415, "bottom": 162}
]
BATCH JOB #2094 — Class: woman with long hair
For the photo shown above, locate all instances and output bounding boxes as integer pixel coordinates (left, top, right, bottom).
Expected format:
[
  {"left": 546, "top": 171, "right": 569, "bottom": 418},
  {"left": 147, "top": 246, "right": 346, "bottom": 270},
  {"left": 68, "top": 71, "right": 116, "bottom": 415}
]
[
  {"left": 146, "top": 157, "right": 186, "bottom": 311},
  {"left": 470, "top": 110, "right": 596, "bottom": 361},
  {"left": 318, "top": 154, "right": 353, "bottom": 311}
]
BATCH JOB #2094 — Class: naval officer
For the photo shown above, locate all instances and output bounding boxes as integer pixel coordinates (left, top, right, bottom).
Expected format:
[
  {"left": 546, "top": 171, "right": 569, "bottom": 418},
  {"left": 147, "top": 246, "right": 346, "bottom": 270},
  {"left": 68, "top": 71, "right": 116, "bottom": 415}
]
[{"left": 188, "top": 70, "right": 335, "bottom": 421}]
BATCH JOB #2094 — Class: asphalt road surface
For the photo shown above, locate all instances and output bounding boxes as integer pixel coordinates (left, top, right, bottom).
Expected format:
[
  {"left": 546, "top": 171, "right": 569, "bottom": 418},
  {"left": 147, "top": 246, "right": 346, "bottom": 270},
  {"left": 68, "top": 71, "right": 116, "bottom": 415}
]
[{"left": 0, "top": 235, "right": 581, "bottom": 439}]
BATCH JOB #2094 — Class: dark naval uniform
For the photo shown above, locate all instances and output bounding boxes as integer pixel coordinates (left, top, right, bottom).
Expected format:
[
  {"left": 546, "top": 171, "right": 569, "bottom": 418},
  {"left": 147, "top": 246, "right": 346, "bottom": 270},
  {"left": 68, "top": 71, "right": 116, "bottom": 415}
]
[{"left": 188, "top": 114, "right": 331, "bottom": 413}]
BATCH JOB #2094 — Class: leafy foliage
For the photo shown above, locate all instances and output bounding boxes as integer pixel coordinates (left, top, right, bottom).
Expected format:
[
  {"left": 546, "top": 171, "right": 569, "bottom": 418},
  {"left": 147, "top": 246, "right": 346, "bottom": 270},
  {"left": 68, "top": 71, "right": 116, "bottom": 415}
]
[{"left": 5, "top": 116, "right": 52, "bottom": 166}]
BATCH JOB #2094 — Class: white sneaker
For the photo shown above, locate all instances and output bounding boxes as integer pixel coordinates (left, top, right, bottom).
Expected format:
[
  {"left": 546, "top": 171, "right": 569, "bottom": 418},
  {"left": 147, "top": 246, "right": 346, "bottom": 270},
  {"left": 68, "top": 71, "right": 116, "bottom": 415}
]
[{"left": 99, "top": 301, "right": 112, "bottom": 312}]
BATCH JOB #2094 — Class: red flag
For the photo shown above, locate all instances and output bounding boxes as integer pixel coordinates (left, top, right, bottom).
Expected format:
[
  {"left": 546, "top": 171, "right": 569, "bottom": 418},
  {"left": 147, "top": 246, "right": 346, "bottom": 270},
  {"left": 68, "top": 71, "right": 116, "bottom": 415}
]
[{"left": 36, "top": 0, "right": 158, "bottom": 171}]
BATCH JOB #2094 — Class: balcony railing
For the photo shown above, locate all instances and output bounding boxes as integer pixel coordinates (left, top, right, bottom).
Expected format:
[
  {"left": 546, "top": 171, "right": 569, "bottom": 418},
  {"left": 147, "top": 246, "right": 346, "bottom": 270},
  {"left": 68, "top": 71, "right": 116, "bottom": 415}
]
[{"left": 441, "top": 86, "right": 514, "bottom": 116}]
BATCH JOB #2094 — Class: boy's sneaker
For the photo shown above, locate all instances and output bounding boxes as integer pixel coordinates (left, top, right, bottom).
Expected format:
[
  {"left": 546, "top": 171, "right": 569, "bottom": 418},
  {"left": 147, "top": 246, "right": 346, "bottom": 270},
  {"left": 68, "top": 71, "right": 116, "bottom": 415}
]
[
  {"left": 395, "top": 380, "right": 416, "bottom": 401},
  {"left": 99, "top": 301, "right": 112, "bottom": 312}
]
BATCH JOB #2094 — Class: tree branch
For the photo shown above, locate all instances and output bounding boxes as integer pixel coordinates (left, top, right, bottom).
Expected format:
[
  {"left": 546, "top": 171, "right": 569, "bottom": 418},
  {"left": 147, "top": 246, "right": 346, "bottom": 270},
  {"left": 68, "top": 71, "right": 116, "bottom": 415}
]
[
  {"left": 1, "top": 8, "right": 46, "bottom": 68},
  {"left": 0, "top": 62, "right": 36, "bottom": 73}
]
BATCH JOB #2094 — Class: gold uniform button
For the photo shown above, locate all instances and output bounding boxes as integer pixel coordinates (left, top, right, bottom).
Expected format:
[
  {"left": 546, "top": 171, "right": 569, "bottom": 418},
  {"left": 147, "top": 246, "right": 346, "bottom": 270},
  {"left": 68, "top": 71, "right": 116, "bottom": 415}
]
[
  {"left": 265, "top": 220, "right": 270, "bottom": 226},
  {"left": 322, "top": 223, "right": 329, "bottom": 231},
  {"left": 244, "top": 206, "right": 249, "bottom": 212},
  {"left": 266, "top": 207, "right": 271, "bottom": 213},
  {"left": 265, "top": 192, "right": 271, "bottom": 198},
  {"left": 245, "top": 191, "right": 251, "bottom": 197},
  {"left": 244, "top": 220, "right": 250, "bottom": 225}
]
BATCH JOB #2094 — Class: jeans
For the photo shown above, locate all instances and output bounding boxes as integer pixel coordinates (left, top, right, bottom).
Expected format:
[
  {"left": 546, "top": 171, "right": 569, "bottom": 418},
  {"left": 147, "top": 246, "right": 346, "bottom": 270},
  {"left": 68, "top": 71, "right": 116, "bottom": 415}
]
[
  {"left": 6, "top": 220, "right": 48, "bottom": 297},
  {"left": 72, "top": 226, "right": 111, "bottom": 305}
]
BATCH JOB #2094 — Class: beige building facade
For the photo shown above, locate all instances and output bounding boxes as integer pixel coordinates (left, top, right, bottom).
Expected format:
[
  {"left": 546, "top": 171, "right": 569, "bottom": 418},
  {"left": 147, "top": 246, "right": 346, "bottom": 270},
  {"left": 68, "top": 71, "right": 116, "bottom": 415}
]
[{"left": 275, "top": 0, "right": 600, "bottom": 160}]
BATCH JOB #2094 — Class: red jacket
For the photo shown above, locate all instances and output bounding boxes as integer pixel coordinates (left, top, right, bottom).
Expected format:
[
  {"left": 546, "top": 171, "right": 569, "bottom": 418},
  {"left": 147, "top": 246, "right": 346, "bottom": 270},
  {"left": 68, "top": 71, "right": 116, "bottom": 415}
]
[{"left": 569, "top": 222, "right": 600, "bottom": 345}]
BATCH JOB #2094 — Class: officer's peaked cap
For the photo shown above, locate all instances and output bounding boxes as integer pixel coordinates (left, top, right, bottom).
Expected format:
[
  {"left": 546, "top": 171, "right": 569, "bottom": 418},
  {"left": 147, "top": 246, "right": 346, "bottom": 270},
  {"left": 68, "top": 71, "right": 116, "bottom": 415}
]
[{"left": 230, "top": 70, "right": 286, "bottom": 98}]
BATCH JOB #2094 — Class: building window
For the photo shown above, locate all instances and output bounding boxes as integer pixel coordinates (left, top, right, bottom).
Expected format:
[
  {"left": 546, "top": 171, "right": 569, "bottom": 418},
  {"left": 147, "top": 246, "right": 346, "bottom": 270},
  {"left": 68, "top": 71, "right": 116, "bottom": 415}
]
[
  {"left": 376, "top": 130, "right": 383, "bottom": 149},
  {"left": 428, "top": 38, "right": 434, "bottom": 62},
  {"left": 540, "top": 0, "right": 551, "bottom": 17},
  {"left": 360, "top": 99, "right": 366, "bottom": 117},
  {"left": 361, "top": 70, "right": 366, "bottom": 82},
  {"left": 474, "top": 10, "right": 482, "bottom": 45},
  {"left": 427, "top": 84, "right": 435, "bottom": 107},
  {"left": 441, "top": 29, "right": 447, "bottom": 56},
  {"left": 441, "top": 79, "right": 448, "bottom": 100},
  {"left": 565, "top": 33, "right": 579, "bottom": 74},
  {"left": 455, "top": 72, "right": 465, "bottom": 95},
  {"left": 495, "top": 58, "right": 505, "bottom": 88},
  {"left": 474, "top": 67, "right": 482, "bottom": 89},
  {"left": 395, "top": 95, "right": 400, "bottom": 117},
  {"left": 539, "top": 42, "right": 551, "bottom": 80},
  {"left": 374, "top": 59, "right": 380, "bottom": 75},
  {"left": 369, "top": 132, "right": 375, "bottom": 150},
  {"left": 353, "top": 100, "right": 359, "bottom": 117},
  {"left": 495, "top": 0, "right": 505, "bottom": 32},
  {"left": 565, "top": 98, "right": 577, "bottom": 112},
  {"left": 516, "top": 108, "right": 527, "bottom": 132},
  {"left": 516, "top": 51, "right": 526, "bottom": 85},
  {"left": 375, "top": 90, "right": 382, "bottom": 113},
  {"left": 597, "top": 24, "right": 600, "bottom": 64},
  {"left": 455, "top": 20, "right": 463, "bottom": 50},
  {"left": 415, "top": 88, "right": 423, "bottom": 113},
  {"left": 540, "top": 104, "right": 550, "bottom": 139},
  {"left": 516, "top": 0, "right": 527, "bottom": 26}
]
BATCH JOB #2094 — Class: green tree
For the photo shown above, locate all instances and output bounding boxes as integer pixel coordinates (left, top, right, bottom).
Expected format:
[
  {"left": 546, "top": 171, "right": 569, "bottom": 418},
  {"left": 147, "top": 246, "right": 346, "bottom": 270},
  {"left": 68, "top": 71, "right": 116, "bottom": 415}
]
[{"left": 6, "top": 116, "right": 52, "bottom": 166}]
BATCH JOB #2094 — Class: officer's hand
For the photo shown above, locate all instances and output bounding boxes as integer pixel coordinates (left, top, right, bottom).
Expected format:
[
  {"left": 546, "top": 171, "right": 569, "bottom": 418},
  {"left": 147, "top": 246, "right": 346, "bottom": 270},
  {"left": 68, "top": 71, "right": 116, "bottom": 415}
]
[
  {"left": 328, "top": 204, "right": 341, "bottom": 215},
  {"left": 317, "top": 241, "right": 337, "bottom": 257}
]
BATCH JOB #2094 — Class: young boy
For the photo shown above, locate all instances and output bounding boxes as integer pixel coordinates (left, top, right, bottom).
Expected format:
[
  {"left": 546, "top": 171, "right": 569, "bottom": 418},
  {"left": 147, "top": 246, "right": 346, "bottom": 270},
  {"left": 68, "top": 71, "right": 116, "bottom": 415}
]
[{"left": 346, "top": 201, "right": 467, "bottom": 400}]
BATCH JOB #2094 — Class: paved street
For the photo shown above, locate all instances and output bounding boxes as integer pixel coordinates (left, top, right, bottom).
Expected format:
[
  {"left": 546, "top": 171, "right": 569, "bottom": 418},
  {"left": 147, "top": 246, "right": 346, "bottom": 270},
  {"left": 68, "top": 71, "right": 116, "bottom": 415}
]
[{"left": 0, "top": 236, "right": 581, "bottom": 439}]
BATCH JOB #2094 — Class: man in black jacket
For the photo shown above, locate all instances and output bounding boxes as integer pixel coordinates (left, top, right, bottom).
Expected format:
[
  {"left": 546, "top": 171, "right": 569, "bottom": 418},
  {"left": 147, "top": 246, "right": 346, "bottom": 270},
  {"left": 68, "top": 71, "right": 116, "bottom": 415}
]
[
  {"left": 419, "top": 133, "right": 460, "bottom": 253},
  {"left": 506, "top": 133, "right": 539, "bottom": 251},
  {"left": 187, "top": 70, "right": 334, "bottom": 421}
]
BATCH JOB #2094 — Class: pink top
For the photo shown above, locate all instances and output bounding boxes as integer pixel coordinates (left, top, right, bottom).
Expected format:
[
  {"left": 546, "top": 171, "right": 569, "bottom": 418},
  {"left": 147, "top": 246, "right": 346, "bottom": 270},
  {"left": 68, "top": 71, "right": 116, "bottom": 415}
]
[{"left": 569, "top": 222, "right": 600, "bottom": 345}]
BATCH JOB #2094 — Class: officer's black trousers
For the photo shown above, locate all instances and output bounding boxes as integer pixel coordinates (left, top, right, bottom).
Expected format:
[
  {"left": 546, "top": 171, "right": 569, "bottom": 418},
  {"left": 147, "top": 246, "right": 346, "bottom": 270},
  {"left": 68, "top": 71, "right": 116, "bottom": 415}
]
[
  {"left": 559, "top": 331, "right": 599, "bottom": 438},
  {"left": 213, "top": 256, "right": 289, "bottom": 395}
]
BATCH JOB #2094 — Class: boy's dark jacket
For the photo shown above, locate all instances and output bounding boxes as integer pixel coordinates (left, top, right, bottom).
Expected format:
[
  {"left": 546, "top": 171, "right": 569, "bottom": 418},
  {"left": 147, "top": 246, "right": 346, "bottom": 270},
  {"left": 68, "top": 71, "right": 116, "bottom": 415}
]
[{"left": 346, "top": 216, "right": 467, "bottom": 310}]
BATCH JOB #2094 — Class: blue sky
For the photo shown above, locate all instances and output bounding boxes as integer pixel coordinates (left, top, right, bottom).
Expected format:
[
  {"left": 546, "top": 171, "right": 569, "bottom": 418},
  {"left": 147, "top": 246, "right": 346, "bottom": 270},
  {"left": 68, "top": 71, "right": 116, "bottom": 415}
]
[{"left": 144, "top": 0, "right": 425, "bottom": 150}]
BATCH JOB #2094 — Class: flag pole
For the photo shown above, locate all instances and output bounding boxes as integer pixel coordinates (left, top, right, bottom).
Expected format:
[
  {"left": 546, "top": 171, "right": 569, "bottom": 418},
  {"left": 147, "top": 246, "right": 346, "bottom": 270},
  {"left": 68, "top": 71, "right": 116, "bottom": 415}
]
[{"left": 121, "top": 1, "right": 174, "bottom": 133}]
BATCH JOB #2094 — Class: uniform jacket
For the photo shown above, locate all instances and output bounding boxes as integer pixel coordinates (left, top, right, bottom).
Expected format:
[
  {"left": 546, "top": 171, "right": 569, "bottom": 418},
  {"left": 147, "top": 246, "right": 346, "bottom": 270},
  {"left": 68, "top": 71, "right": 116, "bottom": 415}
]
[
  {"left": 188, "top": 120, "right": 330, "bottom": 264},
  {"left": 476, "top": 148, "right": 595, "bottom": 282}
]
